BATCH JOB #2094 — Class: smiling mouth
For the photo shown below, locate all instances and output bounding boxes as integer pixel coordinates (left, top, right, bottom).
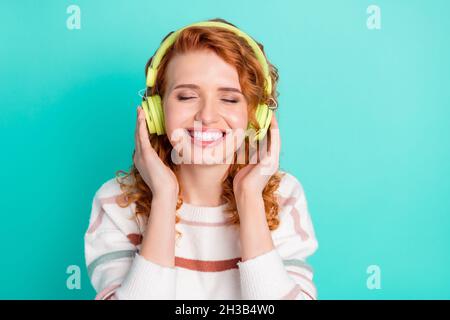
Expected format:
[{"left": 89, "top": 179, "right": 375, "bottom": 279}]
[{"left": 186, "top": 129, "right": 227, "bottom": 148}]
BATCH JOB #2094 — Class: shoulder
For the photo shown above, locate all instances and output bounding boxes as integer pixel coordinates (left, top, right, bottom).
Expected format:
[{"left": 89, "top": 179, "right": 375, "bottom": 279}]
[
  {"left": 272, "top": 170, "right": 319, "bottom": 257},
  {"left": 275, "top": 170, "right": 311, "bottom": 223},
  {"left": 277, "top": 169, "right": 306, "bottom": 199},
  {"left": 94, "top": 174, "right": 134, "bottom": 200},
  {"left": 92, "top": 174, "right": 138, "bottom": 213},
  {"left": 88, "top": 175, "right": 141, "bottom": 235}
]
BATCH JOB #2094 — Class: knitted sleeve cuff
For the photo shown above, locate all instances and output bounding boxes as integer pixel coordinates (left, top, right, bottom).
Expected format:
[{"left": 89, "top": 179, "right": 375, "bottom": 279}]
[
  {"left": 237, "top": 248, "right": 295, "bottom": 299},
  {"left": 114, "top": 252, "right": 177, "bottom": 300}
]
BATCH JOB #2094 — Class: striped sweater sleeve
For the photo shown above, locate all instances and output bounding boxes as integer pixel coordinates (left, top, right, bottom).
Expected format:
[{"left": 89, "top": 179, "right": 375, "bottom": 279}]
[
  {"left": 84, "top": 179, "right": 177, "bottom": 300},
  {"left": 237, "top": 172, "right": 319, "bottom": 300}
]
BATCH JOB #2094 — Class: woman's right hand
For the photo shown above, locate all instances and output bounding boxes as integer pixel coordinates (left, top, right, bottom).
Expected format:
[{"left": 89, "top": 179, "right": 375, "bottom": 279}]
[{"left": 133, "top": 106, "right": 179, "bottom": 201}]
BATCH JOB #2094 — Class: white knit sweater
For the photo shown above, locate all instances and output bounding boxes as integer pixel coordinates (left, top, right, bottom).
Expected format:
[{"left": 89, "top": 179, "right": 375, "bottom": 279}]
[{"left": 84, "top": 170, "right": 318, "bottom": 300}]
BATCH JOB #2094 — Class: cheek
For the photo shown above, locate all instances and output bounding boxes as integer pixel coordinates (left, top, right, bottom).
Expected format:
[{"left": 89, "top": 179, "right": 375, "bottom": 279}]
[
  {"left": 163, "top": 101, "right": 191, "bottom": 144},
  {"left": 163, "top": 102, "right": 190, "bottom": 132},
  {"left": 226, "top": 106, "right": 248, "bottom": 130}
]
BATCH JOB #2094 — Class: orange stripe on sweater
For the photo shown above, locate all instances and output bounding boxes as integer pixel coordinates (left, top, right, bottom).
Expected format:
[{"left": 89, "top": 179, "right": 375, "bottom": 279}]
[
  {"left": 277, "top": 191, "right": 309, "bottom": 241},
  {"left": 175, "top": 256, "right": 241, "bottom": 272},
  {"left": 287, "top": 270, "right": 315, "bottom": 288},
  {"left": 282, "top": 284, "right": 315, "bottom": 300},
  {"left": 95, "top": 284, "right": 121, "bottom": 300},
  {"left": 87, "top": 194, "right": 127, "bottom": 234}
]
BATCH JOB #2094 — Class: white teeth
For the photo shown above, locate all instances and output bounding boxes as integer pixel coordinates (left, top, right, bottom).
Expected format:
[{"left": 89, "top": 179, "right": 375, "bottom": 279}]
[{"left": 189, "top": 131, "right": 223, "bottom": 141}]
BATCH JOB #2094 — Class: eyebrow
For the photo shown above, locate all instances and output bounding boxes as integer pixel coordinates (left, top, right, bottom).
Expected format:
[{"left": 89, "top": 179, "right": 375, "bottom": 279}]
[{"left": 172, "top": 83, "right": 243, "bottom": 95}]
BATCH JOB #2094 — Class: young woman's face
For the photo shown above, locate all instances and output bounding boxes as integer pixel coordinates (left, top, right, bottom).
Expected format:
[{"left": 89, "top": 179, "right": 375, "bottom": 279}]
[{"left": 163, "top": 49, "right": 248, "bottom": 165}]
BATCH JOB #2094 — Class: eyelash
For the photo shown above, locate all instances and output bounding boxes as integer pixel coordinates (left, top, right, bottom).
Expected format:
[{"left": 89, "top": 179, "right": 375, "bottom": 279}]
[{"left": 177, "top": 96, "right": 238, "bottom": 104}]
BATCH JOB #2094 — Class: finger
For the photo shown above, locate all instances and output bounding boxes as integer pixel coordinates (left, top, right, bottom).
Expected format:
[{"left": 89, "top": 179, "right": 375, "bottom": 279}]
[
  {"left": 250, "top": 150, "right": 258, "bottom": 164},
  {"left": 137, "top": 106, "right": 152, "bottom": 153},
  {"left": 248, "top": 139, "right": 259, "bottom": 164},
  {"left": 258, "top": 114, "right": 280, "bottom": 175},
  {"left": 268, "top": 114, "right": 280, "bottom": 159},
  {"left": 257, "top": 128, "right": 271, "bottom": 162},
  {"left": 134, "top": 106, "right": 142, "bottom": 156},
  {"left": 271, "top": 112, "right": 279, "bottom": 129}
]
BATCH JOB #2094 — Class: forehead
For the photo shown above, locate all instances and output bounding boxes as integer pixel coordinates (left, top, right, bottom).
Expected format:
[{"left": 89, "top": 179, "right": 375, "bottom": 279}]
[{"left": 165, "top": 50, "right": 241, "bottom": 91}]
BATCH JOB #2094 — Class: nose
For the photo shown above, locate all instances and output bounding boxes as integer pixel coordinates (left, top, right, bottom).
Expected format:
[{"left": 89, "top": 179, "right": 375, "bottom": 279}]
[{"left": 194, "top": 96, "right": 220, "bottom": 126}]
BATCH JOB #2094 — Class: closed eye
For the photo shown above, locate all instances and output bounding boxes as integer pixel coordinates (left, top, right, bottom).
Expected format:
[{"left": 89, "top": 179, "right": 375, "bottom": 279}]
[
  {"left": 178, "top": 96, "right": 196, "bottom": 101},
  {"left": 177, "top": 96, "right": 238, "bottom": 103},
  {"left": 222, "top": 99, "right": 238, "bottom": 103}
]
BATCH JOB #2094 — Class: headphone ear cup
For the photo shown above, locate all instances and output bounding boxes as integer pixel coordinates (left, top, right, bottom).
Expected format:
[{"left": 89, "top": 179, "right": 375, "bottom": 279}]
[
  {"left": 141, "top": 98, "right": 156, "bottom": 135},
  {"left": 253, "top": 103, "right": 272, "bottom": 141},
  {"left": 151, "top": 95, "right": 166, "bottom": 135},
  {"left": 144, "top": 95, "right": 166, "bottom": 135}
]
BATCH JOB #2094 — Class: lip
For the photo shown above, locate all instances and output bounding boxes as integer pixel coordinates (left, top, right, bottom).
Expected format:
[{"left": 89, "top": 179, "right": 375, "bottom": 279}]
[
  {"left": 186, "top": 129, "right": 227, "bottom": 148},
  {"left": 186, "top": 127, "right": 226, "bottom": 134}
]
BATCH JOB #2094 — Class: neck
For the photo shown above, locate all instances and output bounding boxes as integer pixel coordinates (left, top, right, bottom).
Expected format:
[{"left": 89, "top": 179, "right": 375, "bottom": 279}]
[{"left": 176, "top": 163, "right": 231, "bottom": 207}]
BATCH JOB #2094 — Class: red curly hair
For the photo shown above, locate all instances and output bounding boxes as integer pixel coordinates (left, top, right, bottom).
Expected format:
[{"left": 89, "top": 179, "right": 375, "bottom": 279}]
[{"left": 115, "top": 18, "right": 286, "bottom": 239}]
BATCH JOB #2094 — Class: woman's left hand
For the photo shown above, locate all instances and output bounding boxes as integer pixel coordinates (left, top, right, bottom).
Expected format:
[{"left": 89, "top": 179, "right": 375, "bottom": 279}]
[{"left": 233, "top": 113, "right": 281, "bottom": 196}]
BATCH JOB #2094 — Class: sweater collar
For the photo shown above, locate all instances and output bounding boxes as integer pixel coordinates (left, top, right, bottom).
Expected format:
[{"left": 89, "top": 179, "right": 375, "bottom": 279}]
[{"left": 177, "top": 201, "right": 232, "bottom": 223}]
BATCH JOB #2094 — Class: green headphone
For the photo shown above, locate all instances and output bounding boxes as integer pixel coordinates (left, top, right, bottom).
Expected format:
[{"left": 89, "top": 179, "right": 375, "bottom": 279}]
[{"left": 141, "top": 20, "right": 278, "bottom": 142}]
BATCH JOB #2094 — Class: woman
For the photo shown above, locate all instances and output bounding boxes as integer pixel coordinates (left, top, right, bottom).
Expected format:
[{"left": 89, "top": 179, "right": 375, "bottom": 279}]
[{"left": 84, "top": 18, "right": 318, "bottom": 300}]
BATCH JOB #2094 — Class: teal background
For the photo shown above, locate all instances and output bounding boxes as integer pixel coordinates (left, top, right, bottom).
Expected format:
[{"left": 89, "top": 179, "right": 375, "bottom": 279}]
[{"left": 1, "top": 0, "right": 449, "bottom": 299}]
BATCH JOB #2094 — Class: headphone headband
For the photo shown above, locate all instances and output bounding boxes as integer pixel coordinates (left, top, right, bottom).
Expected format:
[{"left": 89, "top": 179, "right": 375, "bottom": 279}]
[{"left": 146, "top": 21, "right": 273, "bottom": 97}]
